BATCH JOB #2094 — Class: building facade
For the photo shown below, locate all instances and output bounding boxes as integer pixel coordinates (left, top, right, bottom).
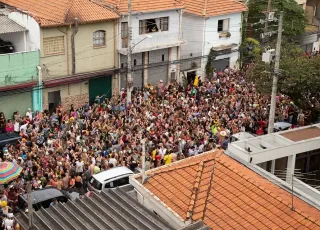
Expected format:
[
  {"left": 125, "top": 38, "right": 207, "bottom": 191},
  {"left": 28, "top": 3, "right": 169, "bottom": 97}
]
[
  {"left": 104, "top": 0, "right": 185, "bottom": 89},
  {"left": 180, "top": 0, "right": 247, "bottom": 82},
  {"left": 0, "top": 0, "right": 120, "bottom": 113},
  {"left": 0, "top": 9, "right": 41, "bottom": 118}
]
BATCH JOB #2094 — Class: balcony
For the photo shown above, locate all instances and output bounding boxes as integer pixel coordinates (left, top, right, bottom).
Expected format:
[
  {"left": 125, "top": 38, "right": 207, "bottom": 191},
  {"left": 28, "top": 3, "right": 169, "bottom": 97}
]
[
  {"left": 0, "top": 50, "right": 40, "bottom": 89},
  {"left": 118, "top": 32, "right": 185, "bottom": 55}
]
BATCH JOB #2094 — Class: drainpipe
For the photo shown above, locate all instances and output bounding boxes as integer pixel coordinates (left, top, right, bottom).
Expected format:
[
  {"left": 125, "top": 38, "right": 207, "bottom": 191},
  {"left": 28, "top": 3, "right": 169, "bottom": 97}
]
[{"left": 71, "top": 18, "right": 79, "bottom": 75}]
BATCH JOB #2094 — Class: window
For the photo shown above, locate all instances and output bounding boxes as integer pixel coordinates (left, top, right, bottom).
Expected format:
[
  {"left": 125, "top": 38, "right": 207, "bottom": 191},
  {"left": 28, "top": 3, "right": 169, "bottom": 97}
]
[
  {"left": 43, "top": 36, "right": 65, "bottom": 56},
  {"left": 139, "top": 17, "right": 169, "bottom": 34},
  {"left": 134, "top": 59, "right": 137, "bottom": 66},
  {"left": 121, "top": 22, "right": 128, "bottom": 48},
  {"left": 162, "top": 54, "right": 164, "bottom": 61},
  {"left": 217, "top": 19, "right": 229, "bottom": 32},
  {"left": 93, "top": 30, "right": 106, "bottom": 47}
]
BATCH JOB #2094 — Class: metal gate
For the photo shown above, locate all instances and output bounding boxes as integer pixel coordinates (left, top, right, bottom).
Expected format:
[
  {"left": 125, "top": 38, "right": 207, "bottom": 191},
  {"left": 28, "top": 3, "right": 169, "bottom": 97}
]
[
  {"left": 148, "top": 49, "right": 169, "bottom": 85},
  {"left": 213, "top": 58, "right": 230, "bottom": 71},
  {"left": 89, "top": 76, "right": 112, "bottom": 104}
]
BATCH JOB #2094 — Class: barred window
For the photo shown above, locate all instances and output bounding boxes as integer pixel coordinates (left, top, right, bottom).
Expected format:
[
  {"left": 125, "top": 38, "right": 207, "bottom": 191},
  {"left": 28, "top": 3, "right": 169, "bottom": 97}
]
[
  {"left": 43, "top": 36, "right": 65, "bottom": 56},
  {"left": 93, "top": 30, "right": 106, "bottom": 47}
]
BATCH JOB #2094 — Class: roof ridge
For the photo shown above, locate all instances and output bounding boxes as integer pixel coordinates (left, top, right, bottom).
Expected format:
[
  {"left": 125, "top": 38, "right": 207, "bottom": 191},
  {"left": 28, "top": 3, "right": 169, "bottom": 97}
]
[
  {"left": 186, "top": 161, "right": 205, "bottom": 220},
  {"left": 202, "top": 0, "right": 207, "bottom": 16},
  {"left": 149, "top": 154, "right": 217, "bottom": 177},
  {"left": 216, "top": 158, "right": 320, "bottom": 227},
  {"left": 64, "top": 0, "right": 75, "bottom": 23}
]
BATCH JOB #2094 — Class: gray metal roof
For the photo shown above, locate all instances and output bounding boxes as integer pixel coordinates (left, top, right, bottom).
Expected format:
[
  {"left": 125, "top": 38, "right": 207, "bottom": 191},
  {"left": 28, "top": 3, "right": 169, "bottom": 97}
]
[
  {"left": 0, "top": 16, "right": 27, "bottom": 34},
  {"left": 15, "top": 186, "right": 174, "bottom": 230}
]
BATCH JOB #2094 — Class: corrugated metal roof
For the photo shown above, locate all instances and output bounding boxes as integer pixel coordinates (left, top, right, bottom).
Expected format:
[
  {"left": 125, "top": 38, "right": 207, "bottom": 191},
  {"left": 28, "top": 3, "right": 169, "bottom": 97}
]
[
  {"left": 0, "top": 16, "right": 27, "bottom": 34},
  {"left": 15, "top": 186, "right": 175, "bottom": 230}
]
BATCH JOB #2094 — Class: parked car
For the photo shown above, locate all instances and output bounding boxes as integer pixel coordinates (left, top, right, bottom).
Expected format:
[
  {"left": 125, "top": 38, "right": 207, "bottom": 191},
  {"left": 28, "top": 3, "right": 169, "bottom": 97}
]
[
  {"left": 18, "top": 187, "right": 69, "bottom": 211},
  {"left": 87, "top": 166, "right": 134, "bottom": 193}
]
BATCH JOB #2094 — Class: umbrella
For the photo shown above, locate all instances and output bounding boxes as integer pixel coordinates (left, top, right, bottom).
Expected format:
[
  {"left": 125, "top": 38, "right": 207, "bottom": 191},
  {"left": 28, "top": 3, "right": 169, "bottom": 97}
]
[{"left": 0, "top": 162, "right": 22, "bottom": 184}]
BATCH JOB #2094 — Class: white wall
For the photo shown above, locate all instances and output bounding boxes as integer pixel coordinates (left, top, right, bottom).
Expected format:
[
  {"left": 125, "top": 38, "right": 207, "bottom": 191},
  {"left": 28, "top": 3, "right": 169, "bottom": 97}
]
[
  {"left": 181, "top": 14, "right": 204, "bottom": 58},
  {"left": 203, "top": 12, "right": 243, "bottom": 71},
  {"left": 0, "top": 32, "right": 25, "bottom": 52},
  {"left": 8, "top": 12, "right": 41, "bottom": 51},
  {"left": 119, "top": 9, "right": 182, "bottom": 52}
]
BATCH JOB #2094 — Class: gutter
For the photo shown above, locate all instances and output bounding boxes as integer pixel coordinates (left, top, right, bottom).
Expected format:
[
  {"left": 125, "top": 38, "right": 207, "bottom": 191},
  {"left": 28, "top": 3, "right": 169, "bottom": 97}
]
[{"left": 71, "top": 18, "right": 79, "bottom": 75}]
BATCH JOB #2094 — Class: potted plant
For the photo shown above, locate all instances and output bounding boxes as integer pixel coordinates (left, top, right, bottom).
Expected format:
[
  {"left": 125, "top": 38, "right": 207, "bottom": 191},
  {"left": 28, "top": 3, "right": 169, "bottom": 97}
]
[{"left": 219, "top": 31, "right": 231, "bottom": 38}]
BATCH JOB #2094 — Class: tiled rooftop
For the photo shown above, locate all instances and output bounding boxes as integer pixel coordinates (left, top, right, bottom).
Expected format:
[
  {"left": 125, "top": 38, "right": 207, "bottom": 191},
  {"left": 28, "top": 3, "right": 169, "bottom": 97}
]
[
  {"left": 181, "top": 0, "right": 247, "bottom": 17},
  {"left": 138, "top": 151, "right": 320, "bottom": 230},
  {"left": 103, "top": 0, "right": 184, "bottom": 13},
  {"left": 1, "top": 0, "right": 119, "bottom": 27},
  {"left": 280, "top": 126, "right": 320, "bottom": 142}
]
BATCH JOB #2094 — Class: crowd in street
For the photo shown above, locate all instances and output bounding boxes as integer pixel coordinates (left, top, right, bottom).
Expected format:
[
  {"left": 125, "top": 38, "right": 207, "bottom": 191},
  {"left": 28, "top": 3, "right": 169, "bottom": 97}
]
[{"left": 0, "top": 66, "right": 309, "bottom": 229}]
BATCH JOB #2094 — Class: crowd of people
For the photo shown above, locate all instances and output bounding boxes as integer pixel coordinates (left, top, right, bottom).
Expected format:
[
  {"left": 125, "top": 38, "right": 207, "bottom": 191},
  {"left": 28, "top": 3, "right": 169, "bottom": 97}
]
[{"left": 0, "top": 67, "right": 309, "bottom": 229}]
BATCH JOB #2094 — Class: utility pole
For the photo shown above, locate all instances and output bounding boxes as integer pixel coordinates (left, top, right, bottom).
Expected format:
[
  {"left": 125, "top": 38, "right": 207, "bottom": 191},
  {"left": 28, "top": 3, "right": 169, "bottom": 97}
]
[
  {"left": 268, "top": 11, "right": 283, "bottom": 135},
  {"left": 126, "top": 0, "right": 133, "bottom": 105},
  {"left": 141, "top": 139, "right": 146, "bottom": 184},
  {"left": 27, "top": 181, "right": 33, "bottom": 229}
]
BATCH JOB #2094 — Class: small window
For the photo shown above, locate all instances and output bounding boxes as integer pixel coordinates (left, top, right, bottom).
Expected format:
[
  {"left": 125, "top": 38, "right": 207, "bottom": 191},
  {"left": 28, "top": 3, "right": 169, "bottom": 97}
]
[
  {"left": 93, "top": 30, "right": 106, "bottom": 47},
  {"left": 160, "top": 17, "right": 169, "bottom": 31},
  {"left": 43, "top": 36, "right": 65, "bottom": 56},
  {"left": 134, "top": 59, "right": 137, "bottom": 66},
  {"left": 121, "top": 63, "right": 124, "bottom": 68},
  {"left": 217, "top": 19, "right": 229, "bottom": 32},
  {"left": 162, "top": 54, "right": 164, "bottom": 61}
]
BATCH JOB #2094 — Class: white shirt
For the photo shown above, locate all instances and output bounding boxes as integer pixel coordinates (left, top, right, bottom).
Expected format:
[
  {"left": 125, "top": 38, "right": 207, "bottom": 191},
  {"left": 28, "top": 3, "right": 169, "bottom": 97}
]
[
  {"left": 109, "top": 158, "right": 117, "bottom": 167},
  {"left": 14, "top": 122, "right": 20, "bottom": 132},
  {"left": 26, "top": 111, "right": 32, "bottom": 120},
  {"left": 76, "top": 161, "right": 84, "bottom": 173}
]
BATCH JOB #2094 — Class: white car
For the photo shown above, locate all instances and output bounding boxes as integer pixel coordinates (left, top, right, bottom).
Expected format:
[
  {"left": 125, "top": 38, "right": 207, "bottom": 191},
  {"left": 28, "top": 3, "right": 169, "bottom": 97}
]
[{"left": 87, "top": 166, "right": 134, "bottom": 193}]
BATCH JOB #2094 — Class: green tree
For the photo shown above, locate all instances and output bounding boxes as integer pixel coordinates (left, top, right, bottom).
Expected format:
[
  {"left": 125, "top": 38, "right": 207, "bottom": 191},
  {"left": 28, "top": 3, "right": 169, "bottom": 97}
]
[
  {"left": 247, "top": 42, "right": 320, "bottom": 114},
  {"left": 205, "top": 48, "right": 216, "bottom": 79},
  {"left": 248, "top": 0, "right": 307, "bottom": 41}
]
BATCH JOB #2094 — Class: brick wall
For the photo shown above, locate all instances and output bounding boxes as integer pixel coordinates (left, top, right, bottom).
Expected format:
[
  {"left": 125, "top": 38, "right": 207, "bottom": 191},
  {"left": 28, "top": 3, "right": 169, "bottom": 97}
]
[{"left": 43, "top": 93, "right": 89, "bottom": 112}]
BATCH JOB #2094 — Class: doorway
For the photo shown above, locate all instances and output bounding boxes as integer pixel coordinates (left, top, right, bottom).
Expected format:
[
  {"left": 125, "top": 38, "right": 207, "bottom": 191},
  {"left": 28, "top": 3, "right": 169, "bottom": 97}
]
[
  {"left": 187, "top": 71, "right": 196, "bottom": 85},
  {"left": 48, "top": 91, "right": 61, "bottom": 114}
]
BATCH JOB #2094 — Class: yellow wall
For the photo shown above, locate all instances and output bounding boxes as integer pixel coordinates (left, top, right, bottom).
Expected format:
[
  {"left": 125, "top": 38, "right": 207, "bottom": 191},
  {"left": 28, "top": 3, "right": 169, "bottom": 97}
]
[{"left": 40, "top": 20, "right": 116, "bottom": 79}]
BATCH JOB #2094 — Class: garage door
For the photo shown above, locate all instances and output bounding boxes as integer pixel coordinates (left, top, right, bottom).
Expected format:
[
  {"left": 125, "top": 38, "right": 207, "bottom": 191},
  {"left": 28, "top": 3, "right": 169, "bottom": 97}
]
[
  {"left": 89, "top": 76, "right": 112, "bottom": 104},
  {"left": 213, "top": 58, "right": 230, "bottom": 72},
  {"left": 148, "top": 49, "right": 169, "bottom": 85}
]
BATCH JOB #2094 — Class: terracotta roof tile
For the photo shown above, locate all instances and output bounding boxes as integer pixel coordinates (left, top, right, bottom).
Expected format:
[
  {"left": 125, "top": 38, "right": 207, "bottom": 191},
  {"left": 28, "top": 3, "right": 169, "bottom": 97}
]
[
  {"left": 1, "top": 0, "right": 119, "bottom": 27},
  {"left": 181, "top": 0, "right": 247, "bottom": 17},
  {"left": 104, "top": 0, "right": 184, "bottom": 13},
  {"left": 140, "top": 151, "right": 320, "bottom": 229}
]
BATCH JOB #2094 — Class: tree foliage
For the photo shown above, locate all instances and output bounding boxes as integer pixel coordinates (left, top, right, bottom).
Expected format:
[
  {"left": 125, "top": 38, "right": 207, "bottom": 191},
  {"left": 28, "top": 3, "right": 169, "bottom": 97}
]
[
  {"left": 246, "top": 42, "right": 320, "bottom": 112},
  {"left": 205, "top": 48, "right": 216, "bottom": 79},
  {"left": 248, "top": 0, "right": 307, "bottom": 41}
]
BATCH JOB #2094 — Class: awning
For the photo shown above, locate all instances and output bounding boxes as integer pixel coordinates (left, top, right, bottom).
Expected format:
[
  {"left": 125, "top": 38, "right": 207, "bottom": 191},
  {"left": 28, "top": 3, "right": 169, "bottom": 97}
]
[
  {"left": 0, "top": 81, "right": 37, "bottom": 92},
  {"left": 212, "top": 43, "right": 238, "bottom": 51},
  {"left": 0, "top": 16, "right": 28, "bottom": 34},
  {"left": 43, "top": 68, "right": 119, "bottom": 88}
]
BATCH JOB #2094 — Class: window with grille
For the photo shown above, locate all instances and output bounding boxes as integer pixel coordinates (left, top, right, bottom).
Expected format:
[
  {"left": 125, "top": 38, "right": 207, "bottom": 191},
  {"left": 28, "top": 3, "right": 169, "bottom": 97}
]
[
  {"left": 139, "top": 17, "right": 169, "bottom": 34},
  {"left": 43, "top": 36, "right": 65, "bottom": 56},
  {"left": 93, "top": 30, "right": 106, "bottom": 47}
]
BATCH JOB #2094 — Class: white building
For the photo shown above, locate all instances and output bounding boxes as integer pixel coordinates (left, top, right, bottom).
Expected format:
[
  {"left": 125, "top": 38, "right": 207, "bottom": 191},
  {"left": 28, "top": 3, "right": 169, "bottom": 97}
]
[
  {"left": 226, "top": 124, "right": 320, "bottom": 208},
  {"left": 179, "top": 0, "right": 247, "bottom": 82},
  {"left": 104, "top": 0, "right": 185, "bottom": 89}
]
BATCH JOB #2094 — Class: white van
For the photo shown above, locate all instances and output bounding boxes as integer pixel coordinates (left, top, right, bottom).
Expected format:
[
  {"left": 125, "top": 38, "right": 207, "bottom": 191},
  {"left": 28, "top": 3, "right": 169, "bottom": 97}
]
[{"left": 87, "top": 167, "right": 134, "bottom": 193}]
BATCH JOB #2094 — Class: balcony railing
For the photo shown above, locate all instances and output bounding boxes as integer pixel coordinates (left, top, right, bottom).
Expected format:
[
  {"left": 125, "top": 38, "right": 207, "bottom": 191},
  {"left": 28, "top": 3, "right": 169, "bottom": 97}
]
[{"left": 0, "top": 50, "right": 40, "bottom": 87}]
